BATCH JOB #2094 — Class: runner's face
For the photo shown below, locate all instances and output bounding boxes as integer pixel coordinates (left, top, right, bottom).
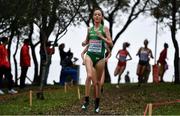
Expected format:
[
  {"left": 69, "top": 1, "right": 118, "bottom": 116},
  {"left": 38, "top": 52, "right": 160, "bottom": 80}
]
[
  {"left": 144, "top": 40, "right": 148, "bottom": 46},
  {"left": 144, "top": 42, "right": 148, "bottom": 46},
  {"left": 93, "top": 10, "right": 103, "bottom": 24}
]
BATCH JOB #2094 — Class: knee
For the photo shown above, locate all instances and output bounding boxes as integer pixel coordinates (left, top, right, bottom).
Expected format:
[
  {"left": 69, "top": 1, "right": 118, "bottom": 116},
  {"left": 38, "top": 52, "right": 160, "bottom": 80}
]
[
  {"left": 93, "top": 81, "right": 100, "bottom": 87},
  {"left": 87, "top": 73, "right": 93, "bottom": 79},
  {"left": 137, "top": 71, "right": 141, "bottom": 77},
  {"left": 86, "top": 77, "right": 91, "bottom": 83},
  {"left": 86, "top": 74, "right": 92, "bottom": 83}
]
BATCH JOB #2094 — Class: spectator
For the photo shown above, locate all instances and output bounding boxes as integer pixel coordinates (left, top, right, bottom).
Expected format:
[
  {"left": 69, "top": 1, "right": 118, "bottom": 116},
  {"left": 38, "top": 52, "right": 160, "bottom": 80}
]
[
  {"left": 0, "top": 36, "right": 18, "bottom": 94},
  {"left": 62, "top": 52, "right": 78, "bottom": 84},
  {"left": 59, "top": 43, "right": 78, "bottom": 85},
  {"left": 157, "top": 43, "right": 169, "bottom": 82},
  {"left": 125, "top": 71, "right": 130, "bottom": 83},
  {"left": 59, "top": 43, "right": 71, "bottom": 66},
  {"left": 19, "top": 39, "right": 31, "bottom": 88}
]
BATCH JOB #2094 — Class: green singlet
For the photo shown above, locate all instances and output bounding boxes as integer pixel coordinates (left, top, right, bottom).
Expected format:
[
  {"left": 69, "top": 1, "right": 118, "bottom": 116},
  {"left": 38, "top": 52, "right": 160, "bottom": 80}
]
[{"left": 87, "top": 24, "right": 106, "bottom": 67}]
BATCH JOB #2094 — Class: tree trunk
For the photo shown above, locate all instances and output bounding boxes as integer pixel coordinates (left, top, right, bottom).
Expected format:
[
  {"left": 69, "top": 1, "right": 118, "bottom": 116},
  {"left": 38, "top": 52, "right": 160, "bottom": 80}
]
[
  {"left": 171, "top": 0, "right": 180, "bottom": 84},
  {"left": 104, "top": 50, "right": 112, "bottom": 83},
  {"left": 171, "top": 32, "right": 180, "bottom": 83},
  {"left": 13, "top": 34, "right": 20, "bottom": 86},
  {"left": 38, "top": 30, "right": 48, "bottom": 86},
  {"left": 28, "top": 23, "right": 39, "bottom": 85},
  {"left": 31, "top": 45, "right": 39, "bottom": 85},
  {"left": 8, "top": 31, "right": 14, "bottom": 62},
  {"left": 104, "top": 62, "right": 111, "bottom": 83},
  {"left": 37, "top": 30, "right": 48, "bottom": 99},
  {"left": 179, "top": 58, "right": 180, "bottom": 81}
]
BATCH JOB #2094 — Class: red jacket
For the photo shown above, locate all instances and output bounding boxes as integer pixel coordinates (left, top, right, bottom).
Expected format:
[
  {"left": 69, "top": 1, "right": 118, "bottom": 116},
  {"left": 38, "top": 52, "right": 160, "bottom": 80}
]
[
  {"left": 158, "top": 48, "right": 167, "bottom": 65},
  {"left": 0, "top": 44, "right": 10, "bottom": 68},
  {"left": 20, "top": 44, "right": 31, "bottom": 67}
]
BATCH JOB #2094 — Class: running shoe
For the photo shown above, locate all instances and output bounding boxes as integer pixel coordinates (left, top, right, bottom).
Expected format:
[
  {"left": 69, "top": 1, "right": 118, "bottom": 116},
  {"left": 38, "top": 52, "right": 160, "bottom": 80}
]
[
  {"left": 81, "top": 102, "right": 89, "bottom": 111},
  {"left": 8, "top": 89, "right": 18, "bottom": 94},
  {"left": 94, "top": 107, "right": 99, "bottom": 113},
  {"left": 0, "top": 89, "right": 5, "bottom": 95}
]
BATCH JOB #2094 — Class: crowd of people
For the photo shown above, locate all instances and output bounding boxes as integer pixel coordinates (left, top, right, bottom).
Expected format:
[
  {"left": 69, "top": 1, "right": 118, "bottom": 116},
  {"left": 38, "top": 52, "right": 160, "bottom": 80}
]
[
  {"left": 0, "top": 35, "right": 80, "bottom": 95},
  {"left": 0, "top": 7, "right": 169, "bottom": 114}
]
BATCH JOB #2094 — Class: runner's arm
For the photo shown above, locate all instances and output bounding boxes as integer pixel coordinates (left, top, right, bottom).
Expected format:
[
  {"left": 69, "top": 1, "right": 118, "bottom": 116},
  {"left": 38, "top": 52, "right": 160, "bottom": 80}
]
[
  {"left": 82, "top": 27, "right": 90, "bottom": 47},
  {"left": 105, "top": 46, "right": 111, "bottom": 62},
  {"left": 136, "top": 47, "right": 141, "bottom": 56},
  {"left": 81, "top": 45, "right": 89, "bottom": 65},
  {"left": 115, "top": 50, "right": 119, "bottom": 60},
  {"left": 149, "top": 49, "right": 154, "bottom": 59},
  {"left": 126, "top": 51, "right": 132, "bottom": 61}
]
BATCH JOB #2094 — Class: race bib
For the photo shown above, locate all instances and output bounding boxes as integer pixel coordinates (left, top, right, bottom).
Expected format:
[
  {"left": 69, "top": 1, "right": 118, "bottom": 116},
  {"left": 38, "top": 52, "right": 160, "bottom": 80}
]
[
  {"left": 140, "top": 51, "right": 148, "bottom": 61},
  {"left": 88, "top": 40, "right": 102, "bottom": 53}
]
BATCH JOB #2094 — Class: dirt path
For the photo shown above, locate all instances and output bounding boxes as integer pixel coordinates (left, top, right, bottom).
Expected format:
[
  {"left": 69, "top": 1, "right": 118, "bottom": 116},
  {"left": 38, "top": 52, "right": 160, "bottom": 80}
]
[{"left": 51, "top": 84, "right": 146, "bottom": 115}]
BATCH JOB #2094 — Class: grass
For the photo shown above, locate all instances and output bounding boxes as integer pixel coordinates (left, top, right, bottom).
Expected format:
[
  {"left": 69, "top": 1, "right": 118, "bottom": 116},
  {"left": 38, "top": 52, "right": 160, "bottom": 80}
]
[
  {"left": 0, "top": 83, "right": 180, "bottom": 115},
  {"left": 153, "top": 103, "right": 180, "bottom": 115},
  {"left": 0, "top": 85, "right": 80, "bottom": 115},
  {"left": 105, "top": 83, "right": 180, "bottom": 115}
]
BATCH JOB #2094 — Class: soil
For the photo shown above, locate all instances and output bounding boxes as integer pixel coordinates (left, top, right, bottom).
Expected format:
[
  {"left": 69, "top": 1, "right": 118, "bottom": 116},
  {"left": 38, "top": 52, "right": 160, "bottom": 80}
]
[{"left": 47, "top": 84, "right": 146, "bottom": 115}]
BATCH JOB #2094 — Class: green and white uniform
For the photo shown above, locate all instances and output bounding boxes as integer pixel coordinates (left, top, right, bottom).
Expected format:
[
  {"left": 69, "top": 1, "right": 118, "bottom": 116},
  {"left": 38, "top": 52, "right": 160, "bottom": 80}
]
[{"left": 87, "top": 24, "right": 106, "bottom": 67}]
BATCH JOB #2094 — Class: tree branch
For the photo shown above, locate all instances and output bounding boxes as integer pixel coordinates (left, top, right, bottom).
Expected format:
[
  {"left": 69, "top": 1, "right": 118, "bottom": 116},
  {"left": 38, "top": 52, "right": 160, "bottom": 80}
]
[
  {"left": 113, "top": 0, "right": 149, "bottom": 45},
  {"left": 54, "top": 0, "right": 83, "bottom": 44}
]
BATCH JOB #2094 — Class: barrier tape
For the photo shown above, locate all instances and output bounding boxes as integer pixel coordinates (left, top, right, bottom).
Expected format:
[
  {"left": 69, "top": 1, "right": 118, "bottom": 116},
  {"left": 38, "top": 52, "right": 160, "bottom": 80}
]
[
  {"left": 144, "top": 99, "right": 180, "bottom": 116},
  {"left": 144, "top": 104, "right": 149, "bottom": 116},
  {"left": 153, "top": 99, "right": 180, "bottom": 107}
]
